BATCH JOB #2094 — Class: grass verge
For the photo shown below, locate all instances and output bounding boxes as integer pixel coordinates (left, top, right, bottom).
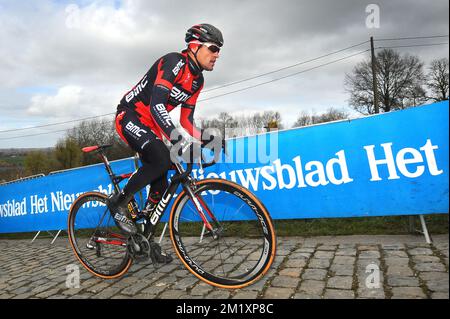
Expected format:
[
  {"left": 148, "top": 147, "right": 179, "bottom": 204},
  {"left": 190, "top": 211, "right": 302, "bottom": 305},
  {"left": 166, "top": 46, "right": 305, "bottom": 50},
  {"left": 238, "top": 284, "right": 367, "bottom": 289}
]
[
  {"left": 273, "top": 214, "right": 449, "bottom": 236},
  {"left": 0, "top": 214, "right": 447, "bottom": 240}
]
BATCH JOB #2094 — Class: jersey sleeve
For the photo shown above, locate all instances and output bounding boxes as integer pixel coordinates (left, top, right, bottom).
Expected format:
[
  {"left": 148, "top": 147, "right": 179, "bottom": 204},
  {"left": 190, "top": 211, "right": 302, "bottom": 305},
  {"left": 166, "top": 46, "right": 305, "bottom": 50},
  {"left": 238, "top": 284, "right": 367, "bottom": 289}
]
[
  {"left": 180, "top": 105, "right": 202, "bottom": 141},
  {"left": 149, "top": 53, "right": 184, "bottom": 143},
  {"left": 180, "top": 82, "right": 204, "bottom": 141}
]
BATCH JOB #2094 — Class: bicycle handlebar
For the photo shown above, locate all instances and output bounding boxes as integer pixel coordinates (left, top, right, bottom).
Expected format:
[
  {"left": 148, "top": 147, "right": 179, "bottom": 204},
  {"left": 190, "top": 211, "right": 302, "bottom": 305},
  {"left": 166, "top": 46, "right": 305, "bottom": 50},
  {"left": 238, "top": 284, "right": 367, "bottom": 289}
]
[{"left": 171, "top": 138, "right": 227, "bottom": 182}]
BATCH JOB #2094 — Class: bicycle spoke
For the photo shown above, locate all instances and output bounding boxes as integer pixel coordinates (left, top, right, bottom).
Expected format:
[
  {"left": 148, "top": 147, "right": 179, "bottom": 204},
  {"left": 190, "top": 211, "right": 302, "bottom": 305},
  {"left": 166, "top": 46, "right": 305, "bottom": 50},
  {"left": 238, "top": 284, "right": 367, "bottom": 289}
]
[
  {"left": 83, "top": 207, "right": 110, "bottom": 249},
  {"left": 217, "top": 239, "right": 227, "bottom": 276}
]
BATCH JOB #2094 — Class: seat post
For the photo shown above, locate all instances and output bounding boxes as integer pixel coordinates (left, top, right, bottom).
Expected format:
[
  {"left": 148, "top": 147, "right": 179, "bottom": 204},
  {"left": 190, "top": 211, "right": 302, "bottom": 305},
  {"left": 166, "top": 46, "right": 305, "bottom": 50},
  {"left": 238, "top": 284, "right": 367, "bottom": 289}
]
[{"left": 98, "top": 150, "right": 120, "bottom": 193}]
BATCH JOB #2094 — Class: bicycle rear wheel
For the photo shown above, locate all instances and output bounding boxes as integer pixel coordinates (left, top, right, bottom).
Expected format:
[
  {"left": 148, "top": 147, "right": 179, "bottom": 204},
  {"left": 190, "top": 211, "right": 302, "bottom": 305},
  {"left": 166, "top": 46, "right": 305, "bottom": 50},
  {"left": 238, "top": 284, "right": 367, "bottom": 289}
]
[
  {"left": 169, "top": 178, "right": 276, "bottom": 289},
  {"left": 68, "top": 192, "right": 132, "bottom": 279}
]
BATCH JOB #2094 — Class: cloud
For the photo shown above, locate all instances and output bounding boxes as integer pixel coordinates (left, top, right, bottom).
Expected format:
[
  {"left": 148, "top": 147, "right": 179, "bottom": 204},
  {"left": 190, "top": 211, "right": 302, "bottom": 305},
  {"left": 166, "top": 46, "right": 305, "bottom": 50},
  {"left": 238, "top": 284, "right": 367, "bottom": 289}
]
[
  {"left": 26, "top": 85, "right": 118, "bottom": 119},
  {"left": 27, "top": 86, "right": 83, "bottom": 117}
]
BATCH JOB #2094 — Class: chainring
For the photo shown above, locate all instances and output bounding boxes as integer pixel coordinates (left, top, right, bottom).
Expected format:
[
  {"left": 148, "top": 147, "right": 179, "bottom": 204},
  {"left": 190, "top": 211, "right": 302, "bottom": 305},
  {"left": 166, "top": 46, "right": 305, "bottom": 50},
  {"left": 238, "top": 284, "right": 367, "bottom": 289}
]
[{"left": 126, "top": 233, "right": 151, "bottom": 262}]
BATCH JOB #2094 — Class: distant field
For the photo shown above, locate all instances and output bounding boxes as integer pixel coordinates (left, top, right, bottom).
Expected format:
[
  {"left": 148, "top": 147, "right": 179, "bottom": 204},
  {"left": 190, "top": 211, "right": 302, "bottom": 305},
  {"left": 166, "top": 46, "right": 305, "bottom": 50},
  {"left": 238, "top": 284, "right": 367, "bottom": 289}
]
[
  {"left": 0, "top": 154, "right": 27, "bottom": 182},
  {"left": 0, "top": 155, "right": 26, "bottom": 166}
]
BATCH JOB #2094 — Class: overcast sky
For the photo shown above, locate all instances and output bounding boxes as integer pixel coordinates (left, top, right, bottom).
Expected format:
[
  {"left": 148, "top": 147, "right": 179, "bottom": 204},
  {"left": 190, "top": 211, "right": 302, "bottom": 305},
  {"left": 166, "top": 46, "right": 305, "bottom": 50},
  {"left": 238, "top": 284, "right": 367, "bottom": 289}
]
[{"left": 0, "top": 0, "right": 448, "bottom": 148}]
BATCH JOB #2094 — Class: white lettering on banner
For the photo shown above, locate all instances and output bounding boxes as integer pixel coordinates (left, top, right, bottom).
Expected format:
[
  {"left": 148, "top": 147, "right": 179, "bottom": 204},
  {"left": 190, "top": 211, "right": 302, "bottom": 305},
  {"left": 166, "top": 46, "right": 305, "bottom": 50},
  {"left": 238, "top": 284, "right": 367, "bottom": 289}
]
[
  {"left": 0, "top": 198, "right": 27, "bottom": 217},
  {"left": 292, "top": 156, "right": 307, "bottom": 188},
  {"left": 51, "top": 191, "right": 76, "bottom": 212},
  {"left": 190, "top": 139, "right": 442, "bottom": 192},
  {"left": 234, "top": 168, "right": 261, "bottom": 190},
  {"left": 419, "top": 139, "right": 444, "bottom": 176},
  {"left": 326, "top": 150, "right": 354, "bottom": 185},
  {"left": 260, "top": 165, "right": 277, "bottom": 190},
  {"left": 364, "top": 143, "right": 400, "bottom": 181},
  {"left": 30, "top": 195, "right": 48, "bottom": 214},
  {"left": 273, "top": 159, "right": 298, "bottom": 189},
  {"left": 97, "top": 183, "right": 114, "bottom": 196},
  {"left": 270, "top": 151, "right": 353, "bottom": 190},
  {"left": 364, "top": 139, "right": 443, "bottom": 181},
  {"left": 0, "top": 184, "right": 114, "bottom": 219},
  {"left": 192, "top": 151, "right": 354, "bottom": 192},
  {"left": 305, "top": 160, "right": 329, "bottom": 187},
  {"left": 396, "top": 147, "right": 425, "bottom": 178}
]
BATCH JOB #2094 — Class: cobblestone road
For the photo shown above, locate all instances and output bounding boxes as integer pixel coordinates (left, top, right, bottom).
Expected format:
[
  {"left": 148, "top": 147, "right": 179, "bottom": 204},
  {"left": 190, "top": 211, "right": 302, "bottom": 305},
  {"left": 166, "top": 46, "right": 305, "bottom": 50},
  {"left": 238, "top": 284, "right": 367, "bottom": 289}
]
[{"left": 0, "top": 234, "right": 448, "bottom": 299}]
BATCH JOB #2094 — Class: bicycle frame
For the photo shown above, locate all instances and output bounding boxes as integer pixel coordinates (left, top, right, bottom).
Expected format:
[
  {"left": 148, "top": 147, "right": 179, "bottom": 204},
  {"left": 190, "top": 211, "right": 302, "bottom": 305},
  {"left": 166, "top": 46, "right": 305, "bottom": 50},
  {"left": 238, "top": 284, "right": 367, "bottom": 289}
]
[
  {"left": 144, "top": 161, "right": 219, "bottom": 240},
  {"left": 95, "top": 148, "right": 217, "bottom": 242}
]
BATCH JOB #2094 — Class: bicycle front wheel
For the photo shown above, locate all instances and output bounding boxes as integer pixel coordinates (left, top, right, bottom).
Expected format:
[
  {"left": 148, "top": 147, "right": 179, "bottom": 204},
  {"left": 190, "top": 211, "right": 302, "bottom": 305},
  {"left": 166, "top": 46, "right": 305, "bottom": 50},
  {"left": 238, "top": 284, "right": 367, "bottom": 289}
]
[
  {"left": 67, "top": 192, "right": 132, "bottom": 279},
  {"left": 169, "top": 178, "right": 276, "bottom": 289}
]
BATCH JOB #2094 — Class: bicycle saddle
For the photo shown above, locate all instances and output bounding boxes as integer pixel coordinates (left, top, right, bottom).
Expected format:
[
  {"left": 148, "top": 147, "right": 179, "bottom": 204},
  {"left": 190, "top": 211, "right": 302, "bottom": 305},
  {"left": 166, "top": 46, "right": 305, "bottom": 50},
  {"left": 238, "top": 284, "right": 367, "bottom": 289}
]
[{"left": 82, "top": 144, "right": 113, "bottom": 153}]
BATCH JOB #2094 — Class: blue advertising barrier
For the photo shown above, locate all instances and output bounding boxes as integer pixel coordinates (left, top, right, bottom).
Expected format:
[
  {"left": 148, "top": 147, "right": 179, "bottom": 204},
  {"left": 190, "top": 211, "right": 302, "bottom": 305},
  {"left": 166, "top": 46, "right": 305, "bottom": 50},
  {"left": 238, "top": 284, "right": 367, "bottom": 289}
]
[
  {"left": 0, "top": 157, "right": 139, "bottom": 233},
  {"left": 0, "top": 101, "right": 448, "bottom": 234}
]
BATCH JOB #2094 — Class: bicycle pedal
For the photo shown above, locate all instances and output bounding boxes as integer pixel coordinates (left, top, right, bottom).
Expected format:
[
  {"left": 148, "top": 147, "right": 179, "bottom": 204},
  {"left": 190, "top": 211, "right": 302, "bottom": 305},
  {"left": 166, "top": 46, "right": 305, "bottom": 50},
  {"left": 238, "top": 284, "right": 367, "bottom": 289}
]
[{"left": 149, "top": 242, "right": 173, "bottom": 264}]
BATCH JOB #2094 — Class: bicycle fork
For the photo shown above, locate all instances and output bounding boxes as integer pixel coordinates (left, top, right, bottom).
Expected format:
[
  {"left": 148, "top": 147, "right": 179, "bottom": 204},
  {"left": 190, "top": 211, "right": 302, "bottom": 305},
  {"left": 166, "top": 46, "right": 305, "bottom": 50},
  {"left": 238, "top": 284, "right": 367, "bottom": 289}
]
[{"left": 183, "top": 184, "right": 223, "bottom": 239}]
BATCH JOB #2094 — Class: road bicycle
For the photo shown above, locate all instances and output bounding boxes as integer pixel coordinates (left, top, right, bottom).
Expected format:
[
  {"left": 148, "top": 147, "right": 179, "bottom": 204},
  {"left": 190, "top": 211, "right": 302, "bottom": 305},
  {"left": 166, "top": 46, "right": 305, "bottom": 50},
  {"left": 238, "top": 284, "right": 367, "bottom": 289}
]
[{"left": 67, "top": 143, "right": 276, "bottom": 289}]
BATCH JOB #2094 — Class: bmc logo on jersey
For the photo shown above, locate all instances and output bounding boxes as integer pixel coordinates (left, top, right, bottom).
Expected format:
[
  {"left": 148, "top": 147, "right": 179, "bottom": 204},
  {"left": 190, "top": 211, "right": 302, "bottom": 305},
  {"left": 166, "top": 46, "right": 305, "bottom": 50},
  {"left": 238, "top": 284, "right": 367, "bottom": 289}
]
[
  {"left": 125, "top": 121, "right": 147, "bottom": 137},
  {"left": 170, "top": 87, "right": 191, "bottom": 103},
  {"left": 155, "top": 104, "right": 174, "bottom": 127},
  {"left": 125, "top": 75, "right": 149, "bottom": 103},
  {"left": 172, "top": 60, "right": 185, "bottom": 76},
  {"left": 192, "top": 80, "right": 200, "bottom": 91}
]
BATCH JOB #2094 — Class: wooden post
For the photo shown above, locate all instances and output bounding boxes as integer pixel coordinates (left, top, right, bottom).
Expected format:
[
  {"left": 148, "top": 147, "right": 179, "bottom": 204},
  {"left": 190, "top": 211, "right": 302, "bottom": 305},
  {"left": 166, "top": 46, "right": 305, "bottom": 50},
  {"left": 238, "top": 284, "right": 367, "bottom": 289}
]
[{"left": 370, "top": 36, "right": 380, "bottom": 114}]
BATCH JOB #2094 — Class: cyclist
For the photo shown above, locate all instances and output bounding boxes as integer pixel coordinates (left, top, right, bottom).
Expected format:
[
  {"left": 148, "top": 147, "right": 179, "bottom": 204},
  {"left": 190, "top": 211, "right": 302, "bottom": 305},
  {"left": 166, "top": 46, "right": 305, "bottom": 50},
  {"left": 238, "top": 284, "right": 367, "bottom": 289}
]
[{"left": 108, "top": 23, "right": 223, "bottom": 236}]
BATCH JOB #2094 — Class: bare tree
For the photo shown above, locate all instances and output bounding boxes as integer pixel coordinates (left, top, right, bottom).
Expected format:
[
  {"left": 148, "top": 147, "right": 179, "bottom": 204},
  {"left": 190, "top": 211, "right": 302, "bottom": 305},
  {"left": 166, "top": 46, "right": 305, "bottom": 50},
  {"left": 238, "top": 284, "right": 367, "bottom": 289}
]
[
  {"left": 201, "top": 118, "right": 222, "bottom": 130},
  {"left": 293, "top": 110, "right": 313, "bottom": 127},
  {"left": 67, "top": 117, "right": 116, "bottom": 147},
  {"left": 293, "top": 107, "right": 349, "bottom": 128},
  {"left": 402, "top": 85, "right": 428, "bottom": 108},
  {"left": 314, "top": 107, "right": 350, "bottom": 123},
  {"left": 345, "top": 49, "right": 426, "bottom": 114},
  {"left": 66, "top": 117, "right": 133, "bottom": 165},
  {"left": 427, "top": 58, "right": 449, "bottom": 102},
  {"left": 201, "top": 111, "right": 284, "bottom": 137},
  {"left": 218, "top": 112, "right": 238, "bottom": 130},
  {"left": 260, "top": 111, "right": 283, "bottom": 130}
]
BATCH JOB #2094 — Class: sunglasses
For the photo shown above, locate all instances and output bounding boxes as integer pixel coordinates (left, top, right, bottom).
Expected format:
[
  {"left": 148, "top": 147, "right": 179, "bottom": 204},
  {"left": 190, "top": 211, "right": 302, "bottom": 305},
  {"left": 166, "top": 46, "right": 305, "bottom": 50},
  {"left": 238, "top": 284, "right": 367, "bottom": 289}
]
[{"left": 203, "top": 42, "right": 221, "bottom": 53}]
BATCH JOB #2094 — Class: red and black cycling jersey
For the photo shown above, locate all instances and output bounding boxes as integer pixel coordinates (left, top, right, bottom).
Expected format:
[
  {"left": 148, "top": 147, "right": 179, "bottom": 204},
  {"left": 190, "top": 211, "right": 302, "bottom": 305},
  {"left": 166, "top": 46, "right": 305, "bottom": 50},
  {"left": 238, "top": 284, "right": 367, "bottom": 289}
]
[{"left": 117, "top": 50, "right": 204, "bottom": 144}]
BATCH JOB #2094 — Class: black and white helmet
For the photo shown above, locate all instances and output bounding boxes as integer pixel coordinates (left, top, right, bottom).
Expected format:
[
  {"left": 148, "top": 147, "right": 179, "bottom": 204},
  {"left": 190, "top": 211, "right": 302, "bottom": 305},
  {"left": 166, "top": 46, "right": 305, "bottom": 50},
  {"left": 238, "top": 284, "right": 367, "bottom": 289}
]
[{"left": 185, "top": 23, "right": 224, "bottom": 47}]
